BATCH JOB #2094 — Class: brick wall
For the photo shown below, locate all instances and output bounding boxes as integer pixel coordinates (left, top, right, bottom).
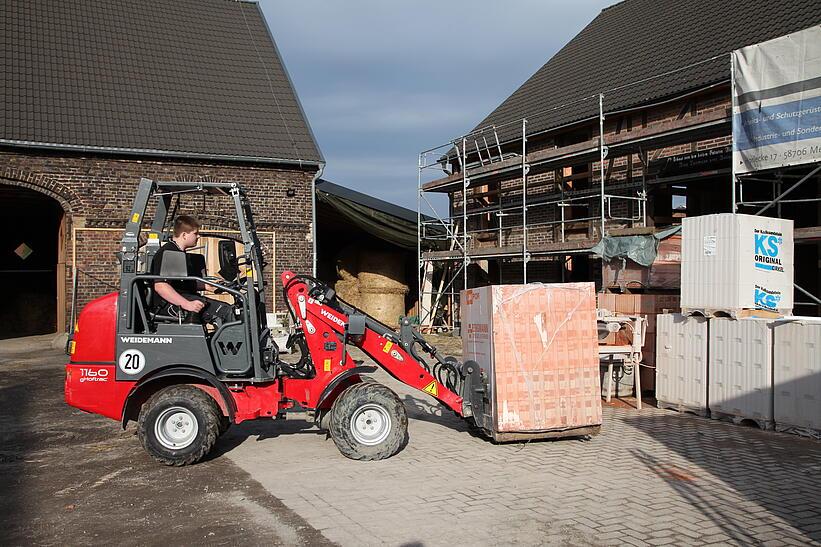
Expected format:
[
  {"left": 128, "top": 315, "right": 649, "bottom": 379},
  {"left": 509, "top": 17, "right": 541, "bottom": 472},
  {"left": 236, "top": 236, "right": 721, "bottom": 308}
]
[{"left": 1, "top": 148, "right": 317, "bottom": 318}]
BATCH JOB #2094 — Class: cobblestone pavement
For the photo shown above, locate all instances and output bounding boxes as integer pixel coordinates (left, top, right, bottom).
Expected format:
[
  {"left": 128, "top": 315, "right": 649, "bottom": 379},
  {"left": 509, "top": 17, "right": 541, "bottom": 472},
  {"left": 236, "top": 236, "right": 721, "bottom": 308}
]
[{"left": 225, "top": 348, "right": 821, "bottom": 547}]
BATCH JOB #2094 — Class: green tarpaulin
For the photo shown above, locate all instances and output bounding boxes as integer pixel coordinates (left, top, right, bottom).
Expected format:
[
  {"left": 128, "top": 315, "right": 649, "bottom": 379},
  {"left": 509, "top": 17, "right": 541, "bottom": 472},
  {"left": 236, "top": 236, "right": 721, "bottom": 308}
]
[
  {"left": 316, "top": 182, "right": 446, "bottom": 251},
  {"left": 317, "top": 190, "right": 417, "bottom": 249},
  {"left": 591, "top": 226, "right": 681, "bottom": 267}
]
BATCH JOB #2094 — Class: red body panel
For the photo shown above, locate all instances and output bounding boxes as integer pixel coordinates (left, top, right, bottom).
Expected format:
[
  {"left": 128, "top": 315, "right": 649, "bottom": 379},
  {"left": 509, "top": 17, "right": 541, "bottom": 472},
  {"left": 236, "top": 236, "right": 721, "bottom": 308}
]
[
  {"left": 72, "top": 292, "right": 118, "bottom": 363},
  {"left": 65, "top": 293, "right": 132, "bottom": 420},
  {"left": 230, "top": 384, "right": 288, "bottom": 423},
  {"left": 65, "top": 363, "right": 135, "bottom": 420},
  {"left": 279, "top": 271, "right": 464, "bottom": 414}
]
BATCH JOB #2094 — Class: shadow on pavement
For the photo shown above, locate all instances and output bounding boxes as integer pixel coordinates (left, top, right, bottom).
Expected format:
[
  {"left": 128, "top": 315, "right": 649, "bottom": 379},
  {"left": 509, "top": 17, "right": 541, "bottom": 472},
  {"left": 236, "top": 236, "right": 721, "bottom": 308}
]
[
  {"left": 0, "top": 374, "right": 31, "bottom": 538},
  {"left": 622, "top": 377, "right": 821, "bottom": 544},
  {"left": 401, "top": 393, "right": 471, "bottom": 433},
  {"left": 211, "top": 417, "right": 325, "bottom": 460},
  {"left": 0, "top": 341, "right": 332, "bottom": 546}
]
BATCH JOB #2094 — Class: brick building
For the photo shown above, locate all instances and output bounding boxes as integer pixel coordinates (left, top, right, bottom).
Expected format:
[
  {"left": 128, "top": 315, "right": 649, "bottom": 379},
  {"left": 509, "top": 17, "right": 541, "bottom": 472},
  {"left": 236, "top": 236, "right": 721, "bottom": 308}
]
[
  {"left": 1, "top": 0, "right": 323, "bottom": 338},
  {"left": 419, "top": 0, "right": 821, "bottom": 326}
]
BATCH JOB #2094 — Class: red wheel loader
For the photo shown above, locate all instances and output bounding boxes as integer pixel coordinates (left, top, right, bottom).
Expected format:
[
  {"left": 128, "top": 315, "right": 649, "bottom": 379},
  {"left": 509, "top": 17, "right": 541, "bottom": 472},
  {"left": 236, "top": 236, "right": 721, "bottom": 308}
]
[{"left": 65, "top": 178, "right": 492, "bottom": 465}]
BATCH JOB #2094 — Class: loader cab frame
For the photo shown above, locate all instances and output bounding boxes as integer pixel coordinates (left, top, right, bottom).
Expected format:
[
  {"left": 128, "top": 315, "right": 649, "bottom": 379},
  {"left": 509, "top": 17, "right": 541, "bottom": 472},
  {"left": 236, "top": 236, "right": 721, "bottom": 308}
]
[{"left": 114, "top": 178, "right": 275, "bottom": 383}]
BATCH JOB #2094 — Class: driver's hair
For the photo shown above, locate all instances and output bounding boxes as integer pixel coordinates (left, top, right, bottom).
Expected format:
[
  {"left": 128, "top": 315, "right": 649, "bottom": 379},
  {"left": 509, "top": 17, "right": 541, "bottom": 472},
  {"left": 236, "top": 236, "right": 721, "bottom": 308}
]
[{"left": 173, "top": 215, "right": 201, "bottom": 237}]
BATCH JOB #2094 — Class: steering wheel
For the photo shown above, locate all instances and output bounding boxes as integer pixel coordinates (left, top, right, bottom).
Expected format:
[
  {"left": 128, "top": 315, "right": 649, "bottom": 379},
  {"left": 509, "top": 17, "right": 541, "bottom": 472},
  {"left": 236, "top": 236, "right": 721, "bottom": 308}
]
[{"left": 202, "top": 276, "right": 241, "bottom": 293}]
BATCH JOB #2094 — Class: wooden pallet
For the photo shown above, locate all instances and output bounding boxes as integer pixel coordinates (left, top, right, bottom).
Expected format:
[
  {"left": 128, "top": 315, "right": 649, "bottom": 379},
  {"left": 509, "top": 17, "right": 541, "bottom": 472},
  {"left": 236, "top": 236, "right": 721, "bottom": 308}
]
[
  {"left": 774, "top": 423, "right": 821, "bottom": 440},
  {"left": 680, "top": 307, "right": 784, "bottom": 319},
  {"left": 656, "top": 400, "right": 709, "bottom": 417},
  {"left": 491, "top": 425, "right": 601, "bottom": 443},
  {"left": 710, "top": 410, "right": 774, "bottom": 431}
]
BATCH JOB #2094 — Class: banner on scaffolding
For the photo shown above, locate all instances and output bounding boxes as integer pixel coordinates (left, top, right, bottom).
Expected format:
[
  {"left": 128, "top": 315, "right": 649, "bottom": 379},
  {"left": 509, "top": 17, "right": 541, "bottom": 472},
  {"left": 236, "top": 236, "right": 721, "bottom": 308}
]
[{"left": 732, "top": 25, "right": 821, "bottom": 175}]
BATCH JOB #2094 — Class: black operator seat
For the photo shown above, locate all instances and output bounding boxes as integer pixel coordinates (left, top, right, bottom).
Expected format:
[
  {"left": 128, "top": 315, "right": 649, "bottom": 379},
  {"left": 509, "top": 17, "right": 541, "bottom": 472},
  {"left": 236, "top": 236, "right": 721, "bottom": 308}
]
[{"left": 147, "top": 250, "right": 190, "bottom": 323}]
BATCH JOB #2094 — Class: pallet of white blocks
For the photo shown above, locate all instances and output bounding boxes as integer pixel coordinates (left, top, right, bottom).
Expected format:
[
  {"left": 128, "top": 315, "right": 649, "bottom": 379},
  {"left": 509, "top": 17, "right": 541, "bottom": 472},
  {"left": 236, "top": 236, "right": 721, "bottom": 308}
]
[
  {"left": 655, "top": 313, "right": 709, "bottom": 417},
  {"left": 773, "top": 317, "right": 821, "bottom": 439},
  {"left": 708, "top": 317, "right": 775, "bottom": 430}
]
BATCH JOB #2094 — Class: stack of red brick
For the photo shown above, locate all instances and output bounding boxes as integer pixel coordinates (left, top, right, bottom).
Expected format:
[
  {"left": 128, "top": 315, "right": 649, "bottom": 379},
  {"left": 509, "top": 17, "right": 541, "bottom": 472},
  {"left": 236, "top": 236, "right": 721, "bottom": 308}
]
[
  {"left": 602, "top": 235, "right": 681, "bottom": 291},
  {"left": 463, "top": 283, "right": 602, "bottom": 440}
]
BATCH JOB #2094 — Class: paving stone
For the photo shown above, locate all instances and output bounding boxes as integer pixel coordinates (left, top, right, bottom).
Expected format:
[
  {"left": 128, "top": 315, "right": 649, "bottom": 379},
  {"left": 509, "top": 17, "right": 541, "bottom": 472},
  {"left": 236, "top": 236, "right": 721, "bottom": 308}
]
[{"left": 223, "top": 362, "right": 821, "bottom": 547}]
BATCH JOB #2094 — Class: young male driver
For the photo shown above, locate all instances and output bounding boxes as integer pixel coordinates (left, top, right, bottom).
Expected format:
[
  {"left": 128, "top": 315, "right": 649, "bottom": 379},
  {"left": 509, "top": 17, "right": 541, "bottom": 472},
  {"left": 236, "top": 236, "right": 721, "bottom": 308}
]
[{"left": 151, "top": 215, "right": 233, "bottom": 325}]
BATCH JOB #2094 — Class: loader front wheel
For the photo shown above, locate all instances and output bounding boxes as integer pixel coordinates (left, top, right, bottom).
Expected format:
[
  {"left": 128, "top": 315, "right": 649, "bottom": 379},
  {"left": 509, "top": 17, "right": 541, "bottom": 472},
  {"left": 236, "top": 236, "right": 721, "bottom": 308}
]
[
  {"left": 137, "top": 385, "right": 221, "bottom": 466},
  {"left": 329, "top": 382, "right": 407, "bottom": 460}
]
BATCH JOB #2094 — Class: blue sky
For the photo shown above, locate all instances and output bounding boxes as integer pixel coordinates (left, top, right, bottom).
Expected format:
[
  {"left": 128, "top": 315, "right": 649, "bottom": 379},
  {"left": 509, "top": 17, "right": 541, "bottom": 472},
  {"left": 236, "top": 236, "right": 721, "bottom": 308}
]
[{"left": 261, "top": 1, "right": 614, "bottom": 212}]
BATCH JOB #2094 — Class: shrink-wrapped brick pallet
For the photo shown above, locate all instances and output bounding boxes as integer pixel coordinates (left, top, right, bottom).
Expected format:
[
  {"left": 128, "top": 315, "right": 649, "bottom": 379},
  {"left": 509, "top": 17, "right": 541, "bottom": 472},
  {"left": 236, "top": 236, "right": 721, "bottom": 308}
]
[{"left": 462, "top": 283, "right": 602, "bottom": 441}]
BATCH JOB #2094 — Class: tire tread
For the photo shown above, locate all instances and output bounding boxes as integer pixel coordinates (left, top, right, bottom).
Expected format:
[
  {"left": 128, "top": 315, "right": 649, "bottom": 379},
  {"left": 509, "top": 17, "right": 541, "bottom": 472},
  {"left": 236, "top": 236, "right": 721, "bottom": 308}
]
[
  {"left": 137, "top": 385, "right": 221, "bottom": 466},
  {"left": 329, "top": 382, "right": 407, "bottom": 461}
]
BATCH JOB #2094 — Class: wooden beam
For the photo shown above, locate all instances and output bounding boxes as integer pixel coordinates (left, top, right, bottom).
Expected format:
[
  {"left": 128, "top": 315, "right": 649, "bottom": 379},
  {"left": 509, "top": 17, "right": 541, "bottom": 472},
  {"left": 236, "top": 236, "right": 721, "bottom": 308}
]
[
  {"left": 422, "top": 109, "right": 730, "bottom": 192},
  {"left": 795, "top": 226, "right": 821, "bottom": 242},
  {"left": 56, "top": 212, "right": 67, "bottom": 333}
]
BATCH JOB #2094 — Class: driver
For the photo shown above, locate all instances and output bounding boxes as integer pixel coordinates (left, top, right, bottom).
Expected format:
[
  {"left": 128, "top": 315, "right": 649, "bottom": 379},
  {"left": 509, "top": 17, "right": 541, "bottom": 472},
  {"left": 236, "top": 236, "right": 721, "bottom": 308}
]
[{"left": 151, "top": 215, "right": 234, "bottom": 325}]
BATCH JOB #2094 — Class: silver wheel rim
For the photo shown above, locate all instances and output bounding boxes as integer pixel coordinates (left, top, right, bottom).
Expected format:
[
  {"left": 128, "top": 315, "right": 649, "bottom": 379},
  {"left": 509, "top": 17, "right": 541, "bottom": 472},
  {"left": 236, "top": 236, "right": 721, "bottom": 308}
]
[
  {"left": 350, "top": 403, "right": 392, "bottom": 446},
  {"left": 154, "top": 406, "right": 199, "bottom": 450}
]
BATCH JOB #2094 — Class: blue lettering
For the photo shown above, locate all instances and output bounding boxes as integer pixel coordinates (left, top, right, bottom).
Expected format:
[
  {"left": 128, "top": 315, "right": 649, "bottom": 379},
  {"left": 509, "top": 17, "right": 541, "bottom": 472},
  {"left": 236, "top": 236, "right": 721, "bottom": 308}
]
[
  {"left": 766, "top": 235, "right": 779, "bottom": 257},
  {"left": 754, "top": 234, "right": 768, "bottom": 255},
  {"left": 754, "top": 288, "right": 780, "bottom": 310}
]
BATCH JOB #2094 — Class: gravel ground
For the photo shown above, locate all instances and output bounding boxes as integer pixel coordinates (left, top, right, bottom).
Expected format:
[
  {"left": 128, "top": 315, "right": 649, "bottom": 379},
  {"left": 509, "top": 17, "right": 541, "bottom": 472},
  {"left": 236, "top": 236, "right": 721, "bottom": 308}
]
[{"left": 0, "top": 335, "right": 332, "bottom": 547}]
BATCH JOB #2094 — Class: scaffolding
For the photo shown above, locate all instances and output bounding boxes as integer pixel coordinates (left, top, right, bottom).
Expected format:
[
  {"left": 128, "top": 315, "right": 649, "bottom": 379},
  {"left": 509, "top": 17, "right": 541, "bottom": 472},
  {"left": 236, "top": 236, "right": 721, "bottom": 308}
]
[
  {"left": 732, "top": 162, "right": 821, "bottom": 314},
  {"left": 416, "top": 56, "right": 751, "bottom": 331},
  {"left": 417, "top": 93, "right": 656, "bottom": 331}
]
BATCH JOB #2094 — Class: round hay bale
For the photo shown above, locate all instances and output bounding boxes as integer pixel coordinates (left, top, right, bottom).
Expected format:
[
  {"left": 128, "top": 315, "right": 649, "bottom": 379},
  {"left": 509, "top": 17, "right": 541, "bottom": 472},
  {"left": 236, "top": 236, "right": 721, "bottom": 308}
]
[
  {"left": 336, "top": 246, "right": 359, "bottom": 281},
  {"left": 359, "top": 285, "right": 409, "bottom": 295},
  {"left": 358, "top": 251, "right": 407, "bottom": 291},
  {"left": 358, "top": 289, "right": 406, "bottom": 328},
  {"left": 334, "top": 279, "right": 361, "bottom": 307}
]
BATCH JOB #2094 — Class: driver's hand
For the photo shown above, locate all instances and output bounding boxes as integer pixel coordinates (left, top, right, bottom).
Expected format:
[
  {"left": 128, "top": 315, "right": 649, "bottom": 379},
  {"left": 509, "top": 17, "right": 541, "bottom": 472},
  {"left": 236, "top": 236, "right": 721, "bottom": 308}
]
[{"left": 182, "top": 299, "right": 205, "bottom": 313}]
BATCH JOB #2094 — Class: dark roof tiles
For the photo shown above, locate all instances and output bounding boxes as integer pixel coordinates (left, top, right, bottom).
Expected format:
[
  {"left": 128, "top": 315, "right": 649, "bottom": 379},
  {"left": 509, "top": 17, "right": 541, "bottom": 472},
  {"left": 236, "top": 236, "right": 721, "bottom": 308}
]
[
  {"left": 474, "top": 0, "right": 821, "bottom": 143},
  {"left": 1, "top": 0, "right": 322, "bottom": 164}
]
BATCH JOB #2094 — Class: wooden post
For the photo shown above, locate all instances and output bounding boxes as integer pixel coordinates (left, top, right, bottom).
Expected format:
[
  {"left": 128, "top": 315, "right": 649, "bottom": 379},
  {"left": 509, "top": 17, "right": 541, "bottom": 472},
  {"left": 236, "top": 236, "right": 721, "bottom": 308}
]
[
  {"left": 606, "top": 356, "right": 614, "bottom": 403},
  {"left": 56, "top": 212, "right": 67, "bottom": 333}
]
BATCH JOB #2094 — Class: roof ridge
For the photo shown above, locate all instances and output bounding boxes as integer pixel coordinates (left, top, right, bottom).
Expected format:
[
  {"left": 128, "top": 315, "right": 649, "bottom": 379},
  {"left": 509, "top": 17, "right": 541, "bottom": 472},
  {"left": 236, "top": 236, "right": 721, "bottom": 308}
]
[{"left": 600, "top": 0, "right": 628, "bottom": 14}]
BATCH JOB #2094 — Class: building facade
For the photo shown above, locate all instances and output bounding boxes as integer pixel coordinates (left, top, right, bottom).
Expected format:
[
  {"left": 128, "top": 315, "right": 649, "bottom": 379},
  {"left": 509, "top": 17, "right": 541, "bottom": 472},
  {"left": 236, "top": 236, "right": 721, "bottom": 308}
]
[
  {"left": 1, "top": 0, "right": 323, "bottom": 338},
  {"left": 419, "top": 0, "right": 820, "bottom": 326}
]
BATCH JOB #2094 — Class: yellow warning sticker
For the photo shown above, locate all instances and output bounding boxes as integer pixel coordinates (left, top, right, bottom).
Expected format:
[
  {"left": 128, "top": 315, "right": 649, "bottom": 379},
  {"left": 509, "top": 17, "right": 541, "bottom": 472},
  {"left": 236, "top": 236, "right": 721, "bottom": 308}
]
[
  {"left": 422, "top": 381, "right": 438, "bottom": 397},
  {"left": 148, "top": 233, "right": 159, "bottom": 239},
  {"left": 131, "top": 213, "right": 140, "bottom": 223},
  {"left": 383, "top": 341, "right": 393, "bottom": 353},
  {"left": 323, "top": 358, "right": 332, "bottom": 372}
]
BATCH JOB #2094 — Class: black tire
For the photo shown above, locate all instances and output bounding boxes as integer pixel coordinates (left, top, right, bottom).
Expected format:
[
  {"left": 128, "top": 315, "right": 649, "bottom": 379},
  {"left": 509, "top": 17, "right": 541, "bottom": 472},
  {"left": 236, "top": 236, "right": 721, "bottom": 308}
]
[
  {"left": 329, "top": 382, "right": 408, "bottom": 461},
  {"left": 137, "top": 385, "right": 221, "bottom": 466},
  {"left": 316, "top": 408, "right": 332, "bottom": 432},
  {"left": 218, "top": 413, "right": 231, "bottom": 436}
]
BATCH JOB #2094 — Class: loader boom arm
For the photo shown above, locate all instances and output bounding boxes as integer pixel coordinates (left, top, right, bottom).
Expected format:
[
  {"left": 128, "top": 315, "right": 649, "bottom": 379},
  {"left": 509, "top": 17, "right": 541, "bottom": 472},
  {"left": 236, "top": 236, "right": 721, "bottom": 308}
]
[{"left": 281, "top": 272, "right": 465, "bottom": 415}]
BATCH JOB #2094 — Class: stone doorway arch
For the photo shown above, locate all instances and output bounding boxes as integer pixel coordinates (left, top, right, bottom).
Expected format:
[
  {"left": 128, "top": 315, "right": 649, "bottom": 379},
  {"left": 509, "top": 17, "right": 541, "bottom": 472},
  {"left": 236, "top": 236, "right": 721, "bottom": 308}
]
[{"left": 0, "top": 177, "right": 76, "bottom": 338}]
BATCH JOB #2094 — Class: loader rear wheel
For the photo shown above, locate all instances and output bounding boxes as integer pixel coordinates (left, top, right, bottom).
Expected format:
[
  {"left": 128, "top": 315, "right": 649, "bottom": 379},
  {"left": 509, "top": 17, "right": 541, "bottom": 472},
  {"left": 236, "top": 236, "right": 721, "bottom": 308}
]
[
  {"left": 218, "top": 413, "right": 231, "bottom": 435},
  {"left": 137, "top": 385, "right": 221, "bottom": 466},
  {"left": 329, "top": 382, "right": 407, "bottom": 460}
]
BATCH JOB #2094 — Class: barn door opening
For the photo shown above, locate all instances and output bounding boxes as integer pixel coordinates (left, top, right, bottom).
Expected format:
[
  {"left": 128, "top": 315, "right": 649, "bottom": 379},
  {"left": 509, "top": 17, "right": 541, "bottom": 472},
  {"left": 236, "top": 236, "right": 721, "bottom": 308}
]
[{"left": 0, "top": 185, "right": 64, "bottom": 339}]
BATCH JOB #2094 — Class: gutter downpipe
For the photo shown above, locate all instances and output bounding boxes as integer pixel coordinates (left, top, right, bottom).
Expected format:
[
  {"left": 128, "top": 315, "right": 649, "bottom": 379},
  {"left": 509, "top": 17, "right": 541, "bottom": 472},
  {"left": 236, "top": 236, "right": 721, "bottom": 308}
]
[{"left": 311, "top": 163, "right": 325, "bottom": 277}]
